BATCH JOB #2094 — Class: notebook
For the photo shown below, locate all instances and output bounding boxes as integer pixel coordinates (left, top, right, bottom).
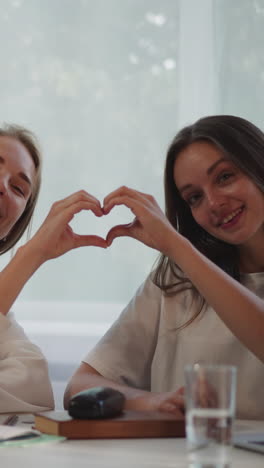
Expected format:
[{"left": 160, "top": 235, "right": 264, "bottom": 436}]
[{"left": 234, "top": 432, "right": 264, "bottom": 454}]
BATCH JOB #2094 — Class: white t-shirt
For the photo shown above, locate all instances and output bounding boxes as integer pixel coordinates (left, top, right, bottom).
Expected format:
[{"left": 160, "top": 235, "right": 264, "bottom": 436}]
[
  {"left": 0, "top": 312, "right": 54, "bottom": 413},
  {"left": 84, "top": 272, "right": 264, "bottom": 420}
]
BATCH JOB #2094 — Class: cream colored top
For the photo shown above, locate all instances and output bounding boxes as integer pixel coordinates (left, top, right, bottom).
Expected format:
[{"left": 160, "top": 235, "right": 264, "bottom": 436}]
[
  {"left": 84, "top": 272, "right": 264, "bottom": 420},
  {"left": 0, "top": 312, "right": 54, "bottom": 413}
]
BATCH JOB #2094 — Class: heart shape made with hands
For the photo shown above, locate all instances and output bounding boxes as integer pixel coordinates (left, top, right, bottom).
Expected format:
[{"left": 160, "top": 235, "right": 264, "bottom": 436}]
[{"left": 70, "top": 204, "right": 134, "bottom": 240}]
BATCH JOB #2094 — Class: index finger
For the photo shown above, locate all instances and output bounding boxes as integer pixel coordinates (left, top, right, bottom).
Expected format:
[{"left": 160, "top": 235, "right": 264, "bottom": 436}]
[
  {"left": 56, "top": 190, "right": 103, "bottom": 211},
  {"left": 103, "top": 186, "right": 149, "bottom": 209}
]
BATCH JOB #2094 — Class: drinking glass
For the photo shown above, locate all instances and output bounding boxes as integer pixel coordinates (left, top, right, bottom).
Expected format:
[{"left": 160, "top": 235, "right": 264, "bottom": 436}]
[{"left": 185, "top": 364, "right": 237, "bottom": 468}]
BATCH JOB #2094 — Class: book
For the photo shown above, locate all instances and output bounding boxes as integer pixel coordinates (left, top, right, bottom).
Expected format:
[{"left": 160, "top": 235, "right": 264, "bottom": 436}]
[
  {"left": 0, "top": 424, "right": 38, "bottom": 441},
  {"left": 34, "top": 410, "right": 185, "bottom": 439}
]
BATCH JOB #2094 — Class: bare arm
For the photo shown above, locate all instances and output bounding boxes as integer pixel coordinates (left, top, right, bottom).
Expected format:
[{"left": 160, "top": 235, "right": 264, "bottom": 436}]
[
  {"left": 64, "top": 362, "right": 184, "bottom": 415},
  {"left": 64, "top": 363, "right": 152, "bottom": 409},
  {"left": 104, "top": 186, "right": 264, "bottom": 362},
  {"left": 168, "top": 234, "right": 264, "bottom": 361},
  {"left": 0, "top": 191, "right": 107, "bottom": 316}
]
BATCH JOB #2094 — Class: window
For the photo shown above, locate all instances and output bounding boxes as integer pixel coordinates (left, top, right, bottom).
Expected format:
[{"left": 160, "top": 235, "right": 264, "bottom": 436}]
[
  {"left": 1, "top": 0, "right": 263, "bottom": 407},
  {"left": 0, "top": 1, "right": 180, "bottom": 406}
]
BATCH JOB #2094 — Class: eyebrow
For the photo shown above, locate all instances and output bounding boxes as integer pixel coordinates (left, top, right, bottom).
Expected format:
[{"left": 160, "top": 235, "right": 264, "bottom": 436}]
[
  {"left": 177, "top": 157, "right": 227, "bottom": 195},
  {"left": 0, "top": 155, "right": 32, "bottom": 188},
  {"left": 18, "top": 171, "right": 32, "bottom": 187}
]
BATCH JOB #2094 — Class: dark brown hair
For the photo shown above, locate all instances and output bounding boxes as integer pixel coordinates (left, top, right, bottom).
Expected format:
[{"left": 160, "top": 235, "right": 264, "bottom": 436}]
[
  {"left": 153, "top": 115, "right": 264, "bottom": 324},
  {"left": 0, "top": 124, "right": 42, "bottom": 254}
]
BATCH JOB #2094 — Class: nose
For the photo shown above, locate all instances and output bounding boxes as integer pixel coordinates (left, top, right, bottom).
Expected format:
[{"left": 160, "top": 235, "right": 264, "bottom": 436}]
[
  {"left": 0, "top": 176, "right": 7, "bottom": 196},
  {"left": 205, "top": 189, "right": 226, "bottom": 211}
]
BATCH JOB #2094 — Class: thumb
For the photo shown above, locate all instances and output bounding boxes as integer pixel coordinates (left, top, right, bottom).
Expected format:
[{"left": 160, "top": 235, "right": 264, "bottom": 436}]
[
  {"left": 106, "top": 222, "right": 135, "bottom": 246},
  {"left": 73, "top": 234, "right": 107, "bottom": 248}
]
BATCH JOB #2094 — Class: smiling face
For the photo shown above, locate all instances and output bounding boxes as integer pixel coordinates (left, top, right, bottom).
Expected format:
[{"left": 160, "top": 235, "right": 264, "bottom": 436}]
[
  {"left": 173, "top": 141, "right": 264, "bottom": 248},
  {"left": 0, "top": 136, "right": 36, "bottom": 239}
]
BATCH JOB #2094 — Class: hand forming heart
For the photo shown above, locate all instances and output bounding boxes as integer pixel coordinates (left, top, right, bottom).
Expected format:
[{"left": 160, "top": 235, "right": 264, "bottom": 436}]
[
  {"left": 31, "top": 186, "right": 177, "bottom": 262},
  {"left": 70, "top": 204, "right": 133, "bottom": 242},
  {"left": 96, "top": 185, "right": 177, "bottom": 253}
]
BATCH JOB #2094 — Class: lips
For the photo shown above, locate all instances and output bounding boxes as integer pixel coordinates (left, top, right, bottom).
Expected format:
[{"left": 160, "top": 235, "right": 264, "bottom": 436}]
[{"left": 218, "top": 206, "right": 244, "bottom": 228}]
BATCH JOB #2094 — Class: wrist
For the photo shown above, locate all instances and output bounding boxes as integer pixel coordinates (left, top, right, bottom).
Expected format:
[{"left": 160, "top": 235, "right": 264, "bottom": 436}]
[
  {"left": 164, "top": 230, "right": 192, "bottom": 262},
  {"left": 16, "top": 240, "right": 47, "bottom": 271},
  {"left": 125, "top": 391, "right": 160, "bottom": 411}
]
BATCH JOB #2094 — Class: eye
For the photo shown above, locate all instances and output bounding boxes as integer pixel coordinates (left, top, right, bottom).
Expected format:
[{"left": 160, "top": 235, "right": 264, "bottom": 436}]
[
  {"left": 186, "top": 192, "right": 202, "bottom": 207},
  {"left": 217, "top": 171, "right": 234, "bottom": 184},
  {"left": 12, "top": 185, "right": 25, "bottom": 197}
]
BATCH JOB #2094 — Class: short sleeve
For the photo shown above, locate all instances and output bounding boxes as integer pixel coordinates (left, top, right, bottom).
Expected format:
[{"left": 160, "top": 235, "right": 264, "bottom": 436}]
[
  {"left": 83, "top": 276, "right": 162, "bottom": 390},
  {"left": 0, "top": 312, "right": 54, "bottom": 413}
]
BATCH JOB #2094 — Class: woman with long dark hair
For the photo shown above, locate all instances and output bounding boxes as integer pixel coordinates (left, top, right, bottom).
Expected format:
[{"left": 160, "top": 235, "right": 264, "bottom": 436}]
[{"left": 65, "top": 115, "right": 264, "bottom": 420}]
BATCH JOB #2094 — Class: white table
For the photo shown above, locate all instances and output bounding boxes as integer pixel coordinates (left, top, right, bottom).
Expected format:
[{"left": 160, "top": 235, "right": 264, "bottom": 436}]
[{"left": 0, "top": 418, "right": 263, "bottom": 467}]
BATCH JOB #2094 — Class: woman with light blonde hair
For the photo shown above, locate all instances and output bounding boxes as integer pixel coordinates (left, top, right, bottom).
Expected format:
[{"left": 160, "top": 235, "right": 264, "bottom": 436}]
[{"left": 0, "top": 124, "right": 106, "bottom": 413}]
